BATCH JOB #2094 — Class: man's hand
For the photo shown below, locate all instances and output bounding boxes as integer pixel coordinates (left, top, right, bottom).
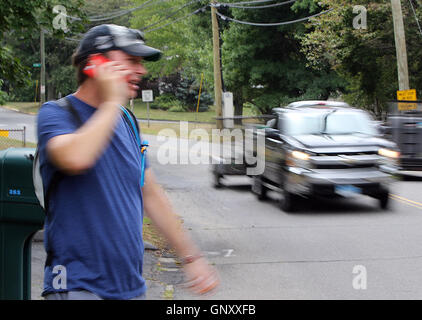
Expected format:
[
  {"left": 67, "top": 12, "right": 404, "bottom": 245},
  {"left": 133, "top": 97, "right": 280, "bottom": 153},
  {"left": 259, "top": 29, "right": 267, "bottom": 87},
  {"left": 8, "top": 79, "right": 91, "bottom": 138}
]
[
  {"left": 46, "top": 61, "right": 131, "bottom": 174},
  {"left": 143, "top": 169, "right": 221, "bottom": 296},
  {"left": 183, "top": 257, "right": 220, "bottom": 296},
  {"left": 95, "top": 61, "right": 130, "bottom": 107}
]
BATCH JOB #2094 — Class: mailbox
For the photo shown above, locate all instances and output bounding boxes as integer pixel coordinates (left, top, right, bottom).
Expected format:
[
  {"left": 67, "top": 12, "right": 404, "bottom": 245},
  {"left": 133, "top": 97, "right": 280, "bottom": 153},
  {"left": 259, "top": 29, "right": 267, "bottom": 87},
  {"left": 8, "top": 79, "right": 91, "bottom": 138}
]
[{"left": 0, "top": 148, "right": 44, "bottom": 300}]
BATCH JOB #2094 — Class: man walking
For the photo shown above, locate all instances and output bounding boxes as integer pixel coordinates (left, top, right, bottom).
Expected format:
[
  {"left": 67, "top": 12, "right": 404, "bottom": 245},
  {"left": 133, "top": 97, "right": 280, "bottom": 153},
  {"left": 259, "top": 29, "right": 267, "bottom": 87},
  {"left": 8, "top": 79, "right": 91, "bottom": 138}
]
[{"left": 37, "top": 24, "right": 218, "bottom": 300}]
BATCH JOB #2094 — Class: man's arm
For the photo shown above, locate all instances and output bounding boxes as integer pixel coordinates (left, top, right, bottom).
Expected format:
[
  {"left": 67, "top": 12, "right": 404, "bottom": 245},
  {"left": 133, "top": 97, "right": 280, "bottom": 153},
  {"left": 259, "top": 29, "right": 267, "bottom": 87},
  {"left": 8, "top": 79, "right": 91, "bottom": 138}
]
[
  {"left": 47, "top": 62, "right": 129, "bottom": 174},
  {"left": 142, "top": 168, "right": 219, "bottom": 295}
]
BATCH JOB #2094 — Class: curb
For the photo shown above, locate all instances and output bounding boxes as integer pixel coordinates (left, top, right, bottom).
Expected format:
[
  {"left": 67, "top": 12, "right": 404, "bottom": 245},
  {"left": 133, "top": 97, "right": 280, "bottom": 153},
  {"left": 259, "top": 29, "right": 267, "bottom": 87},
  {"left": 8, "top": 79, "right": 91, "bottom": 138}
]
[{"left": 0, "top": 105, "right": 37, "bottom": 115}]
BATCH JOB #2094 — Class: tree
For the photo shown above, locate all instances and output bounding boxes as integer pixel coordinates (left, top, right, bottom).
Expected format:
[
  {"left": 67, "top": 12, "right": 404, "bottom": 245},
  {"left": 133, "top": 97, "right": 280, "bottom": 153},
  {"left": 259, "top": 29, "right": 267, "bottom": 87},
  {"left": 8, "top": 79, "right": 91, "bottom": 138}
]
[
  {"left": 128, "top": 0, "right": 212, "bottom": 81},
  {"left": 219, "top": 0, "right": 346, "bottom": 114},
  {"left": 128, "top": 0, "right": 214, "bottom": 108},
  {"left": 0, "top": 0, "right": 85, "bottom": 103},
  {"left": 300, "top": 0, "right": 422, "bottom": 117}
]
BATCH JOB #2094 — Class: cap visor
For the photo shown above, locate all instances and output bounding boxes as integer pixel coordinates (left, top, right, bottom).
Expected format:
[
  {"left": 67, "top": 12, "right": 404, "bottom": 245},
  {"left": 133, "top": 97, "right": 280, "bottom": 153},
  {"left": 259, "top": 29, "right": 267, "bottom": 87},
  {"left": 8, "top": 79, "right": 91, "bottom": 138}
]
[{"left": 123, "top": 43, "right": 162, "bottom": 62}]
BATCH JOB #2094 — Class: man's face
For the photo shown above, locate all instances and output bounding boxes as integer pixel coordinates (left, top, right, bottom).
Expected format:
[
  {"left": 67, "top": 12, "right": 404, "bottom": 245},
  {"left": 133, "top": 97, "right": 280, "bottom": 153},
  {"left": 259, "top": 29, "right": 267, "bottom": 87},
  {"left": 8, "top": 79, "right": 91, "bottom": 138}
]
[{"left": 106, "top": 50, "right": 147, "bottom": 99}]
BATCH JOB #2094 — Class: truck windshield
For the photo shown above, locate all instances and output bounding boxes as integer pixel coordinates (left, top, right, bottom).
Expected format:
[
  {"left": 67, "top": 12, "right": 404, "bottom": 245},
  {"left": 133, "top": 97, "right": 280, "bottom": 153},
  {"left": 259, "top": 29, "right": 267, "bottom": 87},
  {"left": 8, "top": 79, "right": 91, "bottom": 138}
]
[{"left": 284, "top": 110, "right": 377, "bottom": 136}]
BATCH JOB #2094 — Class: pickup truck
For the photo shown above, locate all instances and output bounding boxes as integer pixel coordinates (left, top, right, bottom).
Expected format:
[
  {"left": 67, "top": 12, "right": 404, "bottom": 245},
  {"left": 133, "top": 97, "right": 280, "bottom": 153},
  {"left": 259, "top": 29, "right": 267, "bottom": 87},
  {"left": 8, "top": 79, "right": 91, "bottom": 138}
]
[{"left": 250, "top": 101, "right": 400, "bottom": 212}]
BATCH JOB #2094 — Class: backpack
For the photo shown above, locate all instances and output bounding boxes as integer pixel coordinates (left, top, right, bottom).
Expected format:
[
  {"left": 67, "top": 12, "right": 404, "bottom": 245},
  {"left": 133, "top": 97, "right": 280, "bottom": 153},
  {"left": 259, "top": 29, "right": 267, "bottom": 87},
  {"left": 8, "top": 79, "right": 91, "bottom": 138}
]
[{"left": 33, "top": 96, "right": 147, "bottom": 214}]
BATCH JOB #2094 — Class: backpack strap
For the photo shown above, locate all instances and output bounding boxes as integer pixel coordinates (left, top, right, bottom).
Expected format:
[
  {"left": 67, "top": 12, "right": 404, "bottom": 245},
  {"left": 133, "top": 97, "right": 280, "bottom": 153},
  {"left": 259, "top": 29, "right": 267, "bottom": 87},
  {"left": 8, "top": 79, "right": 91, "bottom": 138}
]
[
  {"left": 44, "top": 97, "right": 83, "bottom": 216},
  {"left": 56, "top": 97, "right": 83, "bottom": 126},
  {"left": 120, "top": 107, "right": 148, "bottom": 187},
  {"left": 120, "top": 106, "right": 141, "bottom": 146}
]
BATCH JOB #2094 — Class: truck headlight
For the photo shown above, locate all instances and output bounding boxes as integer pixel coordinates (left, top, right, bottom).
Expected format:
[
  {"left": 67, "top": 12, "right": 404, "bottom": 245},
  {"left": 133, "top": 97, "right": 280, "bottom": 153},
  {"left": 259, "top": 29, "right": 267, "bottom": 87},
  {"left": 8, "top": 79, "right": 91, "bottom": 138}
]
[
  {"left": 378, "top": 148, "right": 400, "bottom": 167},
  {"left": 378, "top": 148, "right": 400, "bottom": 159},
  {"left": 286, "top": 150, "right": 312, "bottom": 169}
]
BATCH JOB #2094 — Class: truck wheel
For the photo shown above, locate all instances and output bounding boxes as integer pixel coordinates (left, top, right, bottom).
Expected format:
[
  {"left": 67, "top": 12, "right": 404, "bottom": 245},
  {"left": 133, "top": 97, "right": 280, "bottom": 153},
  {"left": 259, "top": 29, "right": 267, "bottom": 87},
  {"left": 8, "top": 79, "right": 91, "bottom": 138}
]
[
  {"left": 279, "top": 188, "right": 297, "bottom": 212},
  {"left": 379, "top": 192, "right": 390, "bottom": 210},
  {"left": 252, "top": 176, "right": 267, "bottom": 200}
]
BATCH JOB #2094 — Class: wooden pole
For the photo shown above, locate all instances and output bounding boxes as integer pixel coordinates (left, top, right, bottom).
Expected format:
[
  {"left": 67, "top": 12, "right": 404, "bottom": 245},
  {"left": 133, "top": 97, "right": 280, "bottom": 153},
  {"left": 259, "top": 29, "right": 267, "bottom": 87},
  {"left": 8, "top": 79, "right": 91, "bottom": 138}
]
[
  {"left": 40, "top": 30, "right": 46, "bottom": 105},
  {"left": 391, "top": 0, "right": 410, "bottom": 90},
  {"left": 211, "top": 1, "right": 223, "bottom": 129}
]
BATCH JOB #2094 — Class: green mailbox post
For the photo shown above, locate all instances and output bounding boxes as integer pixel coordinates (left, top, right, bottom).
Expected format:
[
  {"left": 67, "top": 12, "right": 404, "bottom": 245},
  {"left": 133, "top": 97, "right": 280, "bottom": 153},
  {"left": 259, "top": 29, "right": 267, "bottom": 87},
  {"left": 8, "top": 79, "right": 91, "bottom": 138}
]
[{"left": 0, "top": 148, "right": 44, "bottom": 300}]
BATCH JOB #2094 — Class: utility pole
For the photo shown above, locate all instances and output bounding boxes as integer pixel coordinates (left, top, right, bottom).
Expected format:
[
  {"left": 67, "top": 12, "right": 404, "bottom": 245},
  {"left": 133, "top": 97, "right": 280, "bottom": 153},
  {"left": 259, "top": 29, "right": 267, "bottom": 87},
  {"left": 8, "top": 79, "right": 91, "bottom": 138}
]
[
  {"left": 40, "top": 29, "right": 46, "bottom": 105},
  {"left": 211, "top": 1, "right": 223, "bottom": 129},
  {"left": 391, "top": 0, "right": 410, "bottom": 91}
]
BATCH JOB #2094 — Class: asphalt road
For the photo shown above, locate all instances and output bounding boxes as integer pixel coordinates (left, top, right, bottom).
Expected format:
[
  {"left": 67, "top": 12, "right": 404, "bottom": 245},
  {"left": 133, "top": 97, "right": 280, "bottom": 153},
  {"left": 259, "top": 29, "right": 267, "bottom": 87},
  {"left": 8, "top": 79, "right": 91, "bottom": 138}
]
[
  {"left": 148, "top": 135, "right": 422, "bottom": 300},
  {"left": 0, "top": 107, "right": 38, "bottom": 143},
  {"left": 2, "top": 107, "right": 422, "bottom": 299}
]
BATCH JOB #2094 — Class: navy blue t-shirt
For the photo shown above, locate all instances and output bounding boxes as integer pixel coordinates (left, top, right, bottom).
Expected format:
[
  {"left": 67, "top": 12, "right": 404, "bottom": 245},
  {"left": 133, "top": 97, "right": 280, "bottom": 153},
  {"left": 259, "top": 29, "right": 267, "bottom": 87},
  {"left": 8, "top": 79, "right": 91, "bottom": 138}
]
[{"left": 37, "top": 95, "right": 148, "bottom": 299}]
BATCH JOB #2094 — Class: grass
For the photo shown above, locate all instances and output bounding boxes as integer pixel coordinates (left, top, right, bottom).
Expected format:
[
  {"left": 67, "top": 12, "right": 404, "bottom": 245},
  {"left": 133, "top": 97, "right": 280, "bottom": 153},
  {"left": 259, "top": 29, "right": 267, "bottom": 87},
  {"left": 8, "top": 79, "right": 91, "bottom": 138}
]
[
  {"left": 142, "top": 216, "right": 169, "bottom": 251},
  {"left": 0, "top": 136, "right": 36, "bottom": 150},
  {"left": 132, "top": 99, "right": 218, "bottom": 123},
  {"left": 3, "top": 99, "right": 258, "bottom": 123},
  {"left": 2, "top": 100, "right": 261, "bottom": 139},
  {"left": 139, "top": 121, "right": 217, "bottom": 138},
  {"left": 2, "top": 102, "right": 40, "bottom": 114}
]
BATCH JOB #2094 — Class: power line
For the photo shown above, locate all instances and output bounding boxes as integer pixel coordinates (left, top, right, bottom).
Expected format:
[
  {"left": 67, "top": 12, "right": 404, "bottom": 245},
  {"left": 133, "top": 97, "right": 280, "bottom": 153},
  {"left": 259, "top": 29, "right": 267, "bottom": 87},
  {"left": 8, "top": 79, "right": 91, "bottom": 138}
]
[
  {"left": 66, "top": 0, "right": 158, "bottom": 22},
  {"left": 145, "top": 5, "right": 208, "bottom": 33},
  {"left": 88, "top": 0, "right": 158, "bottom": 21},
  {"left": 64, "top": 36, "right": 82, "bottom": 42},
  {"left": 141, "top": 0, "right": 202, "bottom": 31},
  {"left": 217, "top": 0, "right": 276, "bottom": 6},
  {"left": 48, "top": 1, "right": 207, "bottom": 41},
  {"left": 215, "top": 8, "right": 334, "bottom": 27},
  {"left": 408, "top": 0, "right": 422, "bottom": 37},
  {"left": 87, "top": 8, "right": 134, "bottom": 19},
  {"left": 85, "top": 1, "right": 166, "bottom": 20},
  {"left": 215, "top": 0, "right": 299, "bottom": 9}
]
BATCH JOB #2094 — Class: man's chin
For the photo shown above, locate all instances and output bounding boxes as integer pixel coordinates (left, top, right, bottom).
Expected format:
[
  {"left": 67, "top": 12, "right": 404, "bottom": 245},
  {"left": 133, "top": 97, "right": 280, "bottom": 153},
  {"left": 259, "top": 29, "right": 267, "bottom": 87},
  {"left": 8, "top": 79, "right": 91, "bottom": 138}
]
[{"left": 129, "top": 90, "right": 138, "bottom": 99}]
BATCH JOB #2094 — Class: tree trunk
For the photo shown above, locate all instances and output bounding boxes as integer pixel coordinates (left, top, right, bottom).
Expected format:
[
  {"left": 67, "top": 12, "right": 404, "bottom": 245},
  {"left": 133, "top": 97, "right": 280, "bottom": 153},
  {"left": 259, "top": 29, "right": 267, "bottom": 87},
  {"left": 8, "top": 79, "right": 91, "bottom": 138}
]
[{"left": 46, "top": 73, "right": 55, "bottom": 101}]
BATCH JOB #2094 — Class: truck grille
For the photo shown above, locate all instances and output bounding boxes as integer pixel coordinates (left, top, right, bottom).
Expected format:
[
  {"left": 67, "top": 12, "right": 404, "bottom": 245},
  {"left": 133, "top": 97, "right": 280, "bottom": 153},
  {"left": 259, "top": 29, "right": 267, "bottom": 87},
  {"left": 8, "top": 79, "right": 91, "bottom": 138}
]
[{"left": 310, "top": 152, "right": 379, "bottom": 169}]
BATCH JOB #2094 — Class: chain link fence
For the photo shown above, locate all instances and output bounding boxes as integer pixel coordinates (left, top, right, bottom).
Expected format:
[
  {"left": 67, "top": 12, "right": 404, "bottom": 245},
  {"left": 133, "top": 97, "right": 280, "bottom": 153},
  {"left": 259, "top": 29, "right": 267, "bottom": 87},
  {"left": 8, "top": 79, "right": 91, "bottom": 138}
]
[{"left": 0, "top": 127, "right": 27, "bottom": 150}]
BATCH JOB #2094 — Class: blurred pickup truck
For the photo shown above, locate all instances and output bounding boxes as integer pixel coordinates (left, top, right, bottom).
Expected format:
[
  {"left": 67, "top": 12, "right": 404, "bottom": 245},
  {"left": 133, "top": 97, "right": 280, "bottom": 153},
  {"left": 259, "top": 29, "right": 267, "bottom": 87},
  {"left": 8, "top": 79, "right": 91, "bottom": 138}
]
[
  {"left": 249, "top": 101, "right": 400, "bottom": 212},
  {"left": 382, "top": 108, "right": 422, "bottom": 172}
]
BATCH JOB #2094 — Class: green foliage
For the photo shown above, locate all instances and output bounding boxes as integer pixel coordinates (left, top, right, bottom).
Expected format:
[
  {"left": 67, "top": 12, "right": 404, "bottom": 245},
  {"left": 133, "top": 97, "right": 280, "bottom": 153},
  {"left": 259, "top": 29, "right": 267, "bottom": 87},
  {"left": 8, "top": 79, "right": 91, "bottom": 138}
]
[
  {"left": 130, "top": 0, "right": 196, "bottom": 77},
  {"left": 151, "top": 94, "right": 180, "bottom": 111},
  {"left": 48, "top": 65, "right": 78, "bottom": 97},
  {"left": 168, "top": 103, "right": 186, "bottom": 113},
  {"left": 129, "top": 0, "right": 215, "bottom": 96},
  {"left": 1, "top": 0, "right": 86, "bottom": 100},
  {"left": 0, "top": 80, "right": 9, "bottom": 105},
  {"left": 220, "top": 0, "right": 345, "bottom": 114},
  {"left": 0, "top": 46, "right": 31, "bottom": 89},
  {"left": 174, "top": 75, "right": 213, "bottom": 112},
  {"left": 300, "top": 0, "right": 422, "bottom": 116}
]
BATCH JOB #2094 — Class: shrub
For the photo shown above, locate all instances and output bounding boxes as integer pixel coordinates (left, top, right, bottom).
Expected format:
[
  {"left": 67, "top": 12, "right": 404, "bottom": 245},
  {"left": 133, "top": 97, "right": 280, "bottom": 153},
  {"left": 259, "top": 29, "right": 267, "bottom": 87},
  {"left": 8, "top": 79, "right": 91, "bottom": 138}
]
[
  {"left": 168, "top": 105, "right": 185, "bottom": 112},
  {"left": 152, "top": 94, "right": 181, "bottom": 111},
  {"left": 159, "top": 73, "right": 213, "bottom": 112}
]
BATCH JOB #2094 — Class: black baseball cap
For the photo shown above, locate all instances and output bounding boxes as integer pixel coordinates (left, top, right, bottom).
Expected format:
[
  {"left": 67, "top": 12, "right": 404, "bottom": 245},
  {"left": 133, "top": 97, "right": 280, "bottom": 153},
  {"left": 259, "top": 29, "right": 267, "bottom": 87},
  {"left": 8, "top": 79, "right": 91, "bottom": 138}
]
[{"left": 73, "top": 24, "right": 162, "bottom": 64}]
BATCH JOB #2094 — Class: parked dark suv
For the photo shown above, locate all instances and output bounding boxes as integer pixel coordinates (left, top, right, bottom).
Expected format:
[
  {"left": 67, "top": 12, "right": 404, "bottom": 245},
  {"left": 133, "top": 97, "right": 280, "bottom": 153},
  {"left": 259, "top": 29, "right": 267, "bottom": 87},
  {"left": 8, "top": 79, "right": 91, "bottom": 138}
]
[{"left": 251, "top": 101, "right": 400, "bottom": 212}]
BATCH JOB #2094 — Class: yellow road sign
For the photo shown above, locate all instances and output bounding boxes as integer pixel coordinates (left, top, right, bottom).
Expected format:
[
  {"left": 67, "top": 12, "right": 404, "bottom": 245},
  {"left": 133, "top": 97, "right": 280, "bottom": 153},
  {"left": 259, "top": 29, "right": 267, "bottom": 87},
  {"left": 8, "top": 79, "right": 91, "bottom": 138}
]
[
  {"left": 0, "top": 130, "right": 9, "bottom": 138},
  {"left": 397, "top": 89, "right": 417, "bottom": 111},
  {"left": 397, "top": 89, "right": 417, "bottom": 101}
]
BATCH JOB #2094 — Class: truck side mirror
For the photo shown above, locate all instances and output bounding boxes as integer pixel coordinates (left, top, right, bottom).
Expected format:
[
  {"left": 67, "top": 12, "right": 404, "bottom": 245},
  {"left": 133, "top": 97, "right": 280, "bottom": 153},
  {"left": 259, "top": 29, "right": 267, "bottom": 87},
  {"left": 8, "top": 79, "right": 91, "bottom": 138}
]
[
  {"left": 265, "top": 128, "right": 280, "bottom": 140},
  {"left": 379, "top": 126, "right": 391, "bottom": 135}
]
